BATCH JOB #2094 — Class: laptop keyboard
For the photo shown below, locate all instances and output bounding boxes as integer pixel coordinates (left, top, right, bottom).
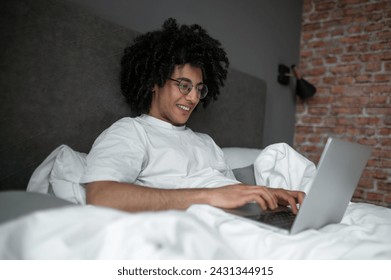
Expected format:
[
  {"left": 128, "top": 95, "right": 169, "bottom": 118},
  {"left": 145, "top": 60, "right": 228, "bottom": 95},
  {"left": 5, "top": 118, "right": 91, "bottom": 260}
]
[{"left": 247, "top": 210, "right": 296, "bottom": 230}]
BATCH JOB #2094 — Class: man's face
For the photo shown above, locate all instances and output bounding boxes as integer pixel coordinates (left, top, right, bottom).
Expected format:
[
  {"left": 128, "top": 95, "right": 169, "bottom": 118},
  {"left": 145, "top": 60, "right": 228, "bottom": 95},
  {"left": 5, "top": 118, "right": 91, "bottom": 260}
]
[{"left": 149, "top": 64, "right": 203, "bottom": 126}]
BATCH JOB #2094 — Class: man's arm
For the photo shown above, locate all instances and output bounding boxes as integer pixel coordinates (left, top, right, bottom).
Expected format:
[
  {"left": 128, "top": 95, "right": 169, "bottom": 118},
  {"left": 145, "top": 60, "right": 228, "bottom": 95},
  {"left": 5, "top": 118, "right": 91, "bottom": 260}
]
[{"left": 86, "top": 181, "right": 304, "bottom": 213}]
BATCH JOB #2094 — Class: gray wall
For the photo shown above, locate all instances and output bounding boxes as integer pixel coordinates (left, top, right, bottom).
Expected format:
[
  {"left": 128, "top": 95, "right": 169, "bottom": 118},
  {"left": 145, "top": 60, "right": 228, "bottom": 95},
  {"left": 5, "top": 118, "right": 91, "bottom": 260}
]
[{"left": 68, "top": 0, "right": 303, "bottom": 146}]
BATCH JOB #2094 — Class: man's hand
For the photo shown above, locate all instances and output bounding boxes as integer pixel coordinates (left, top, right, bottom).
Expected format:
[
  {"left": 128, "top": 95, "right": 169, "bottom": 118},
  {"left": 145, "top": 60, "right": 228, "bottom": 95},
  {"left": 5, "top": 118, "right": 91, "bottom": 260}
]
[
  {"left": 267, "top": 187, "right": 305, "bottom": 214},
  {"left": 206, "top": 184, "right": 305, "bottom": 214}
]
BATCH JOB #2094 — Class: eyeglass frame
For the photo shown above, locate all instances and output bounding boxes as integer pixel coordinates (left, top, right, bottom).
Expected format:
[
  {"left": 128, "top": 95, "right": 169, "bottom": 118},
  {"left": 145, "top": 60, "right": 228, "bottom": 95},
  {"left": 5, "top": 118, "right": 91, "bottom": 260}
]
[{"left": 167, "top": 78, "right": 208, "bottom": 99}]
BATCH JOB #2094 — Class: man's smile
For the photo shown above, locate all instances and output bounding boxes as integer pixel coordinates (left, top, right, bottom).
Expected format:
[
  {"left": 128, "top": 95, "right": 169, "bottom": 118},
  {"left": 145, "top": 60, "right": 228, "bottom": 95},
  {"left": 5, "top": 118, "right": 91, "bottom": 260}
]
[{"left": 176, "top": 104, "right": 191, "bottom": 112}]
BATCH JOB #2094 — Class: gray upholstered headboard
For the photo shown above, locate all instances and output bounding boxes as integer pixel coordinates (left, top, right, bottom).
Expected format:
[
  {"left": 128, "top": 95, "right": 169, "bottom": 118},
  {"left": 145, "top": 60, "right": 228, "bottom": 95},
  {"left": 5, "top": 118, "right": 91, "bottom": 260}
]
[
  {"left": 0, "top": 0, "right": 266, "bottom": 191},
  {"left": 188, "top": 69, "right": 266, "bottom": 149}
]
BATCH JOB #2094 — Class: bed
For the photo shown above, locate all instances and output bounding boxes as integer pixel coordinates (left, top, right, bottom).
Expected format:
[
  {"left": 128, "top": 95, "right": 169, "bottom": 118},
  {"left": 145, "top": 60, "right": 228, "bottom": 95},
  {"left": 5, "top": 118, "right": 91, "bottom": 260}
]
[{"left": 1, "top": 0, "right": 390, "bottom": 260}]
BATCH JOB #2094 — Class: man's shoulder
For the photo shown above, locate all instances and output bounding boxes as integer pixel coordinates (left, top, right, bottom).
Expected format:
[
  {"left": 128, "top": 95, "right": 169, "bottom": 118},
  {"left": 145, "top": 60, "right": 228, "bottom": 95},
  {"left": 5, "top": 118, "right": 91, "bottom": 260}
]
[
  {"left": 105, "top": 116, "right": 146, "bottom": 135},
  {"left": 111, "top": 116, "right": 143, "bottom": 127}
]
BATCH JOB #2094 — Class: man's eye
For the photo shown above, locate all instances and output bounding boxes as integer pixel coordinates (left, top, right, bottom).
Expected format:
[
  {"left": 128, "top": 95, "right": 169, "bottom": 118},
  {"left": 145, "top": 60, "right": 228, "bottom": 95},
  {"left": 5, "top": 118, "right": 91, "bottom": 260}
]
[
  {"left": 179, "top": 82, "right": 191, "bottom": 91},
  {"left": 197, "top": 84, "right": 205, "bottom": 91}
]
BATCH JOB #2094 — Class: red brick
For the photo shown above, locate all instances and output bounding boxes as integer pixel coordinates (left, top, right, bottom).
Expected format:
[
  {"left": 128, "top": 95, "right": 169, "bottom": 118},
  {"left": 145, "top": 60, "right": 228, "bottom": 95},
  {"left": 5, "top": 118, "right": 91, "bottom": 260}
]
[
  {"left": 332, "top": 107, "right": 363, "bottom": 114},
  {"left": 308, "top": 107, "right": 329, "bottom": 115},
  {"left": 302, "top": 0, "right": 314, "bottom": 13},
  {"left": 339, "top": 96, "right": 369, "bottom": 104},
  {"left": 364, "top": 22, "right": 385, "bottom": 32},
  {"left": 337, "top": 76, "right": 355, "bottom": 85},
  {"left": 353, "top": 189, "right": 364, "bottom": 200},
  {"left": 340, "top": 34, "right": 370, "bottom": 44},
  {"left": 330, "top": 85, "right": 345, "bottom": 94},
  {"left": 343, "top": 7, "right": 362, "bottom": 17},
  {"left": 330, "top": 64, "right": 361, "bottom": 74},
  {"left": 364, "top": 62, "right": 382, "bottom": 72},
  {"left": 378, "top": 181, "right": 391, "bottom": 192},
  {"left": 364, "top": 2, "right": 389, "bottom": 13},
  {"left": 331, "top": 126, "right": 348, "bottom": 134},
  {"left": 300, "top": 144, "right": 323, "bottom": 153},
  {"left": 307, "top": 40, "right": 332, "bottom": 49},
  {"left": 303, "top": 23, "right": 322, "bottom": 32},
  {"left": 302, "top": 33, "right": 314, "bottom": 41},
  {"left": 384, "top": 116, "right": 391, "bottom": 125},
  {"left": 380, "top": 160, "right": 391, "bottom": 168},
  {"left": 355, "top": 75, "right": 372, "bottom": 83},
  {"left": 355, "top": 117, "right": 382, "bottom": 126},
  {"left": 381, "top": 52, "right": 391, "bottom": 61},
  {"left": 339, "top": 0, "right": 369, "bottom": 6},
  {"left": 368, "top": 12, "right": 383, "bottom": 22},
  {"left": 341, "top": 54, "right": 358, "bottom": 63},
  {"left": 301, "top": 116, "right": 323, "bottom": 124},
  {"left": 313, "top": 86, "right": 330, "bottom": 94},
  {"left": 369, "top": 170, "right": 388, "bottom": 180},
  {"left": 307, "top": 95, "right": 335, "bottom": 104},
  {"left": 323, "top": 117, "right": 337, "bottom": 126},
  {"left": 370, "top": 42, "right": 389, "bottom": 51},
  {"left": 374, "top": 74, "right": 391, "bottom": 82},
  {"left": 346, "top": 43, "right": 368, "bottom": 53},
  {"left": 368, "top": 95, "right": 389, "bottom": 105},
  {"left": 357, "top": 138, "right": 378, "bottom": 146},
  {"left": 323, "top": 19, "right": 343, "bottom": 29},
  {"left": 331, "top": 28, "right": 344, "bottom": 36},
  {"left": 358, "top": 177, "right": 375, "bottom": 189},
  {"left": 361, "top": 53, "right": 383, "bottom": 62},
  {"left": 310, "top": 58, "right": 324, "bottom": 66},
  {"left": 346, "top": 127, "right": 376, "bottom": 136},
  {"left": 367, "top": 107, "right": 391, "bottom": 115},
  {"left": 380, "top": 138, "right": 391, "bottom": 146},
  {"left": 300, "top": 49, "right": 313, "bottom": 58},
  {"left": 325, "top": 57, "right": 338, "bottom": 64},
  {"left": 365, "top": 85, "right": 391, "bottom": 94},
  {"left": 378, "top": 31, "right": 391, "bottom": 41},
  {"left": 315, "top": 1, "right": 336, "bottom": 12},
  {"left": 307, "top": 67, "right": 326, "bottom": 76},
  {"left": 366, "top": 192, "right": 385, "bottom": 203},
  {"left": 315, "top": 31, "right": 331, "bottom": 39},
  {"left": 379, "top": 128, "right": 391, "bottom": 136},
  {"left": 294, "top": 135, "right": 306, "bottom": 144},
  {"left": 372, "top": 148, "right": 391, "bottom": 159},
  {"left": 347, "top": 25, "right": 362, "bottom": 34},
  {"left": 295, "top": 125, "right": 316, "bottom": 134}
]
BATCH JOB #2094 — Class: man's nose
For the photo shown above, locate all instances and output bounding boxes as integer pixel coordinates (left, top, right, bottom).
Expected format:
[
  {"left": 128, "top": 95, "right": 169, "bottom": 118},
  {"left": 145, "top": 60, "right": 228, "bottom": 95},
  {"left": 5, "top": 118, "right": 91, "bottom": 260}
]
[{"left": 185, "top": 87, "right": 199, "bottom": 103}]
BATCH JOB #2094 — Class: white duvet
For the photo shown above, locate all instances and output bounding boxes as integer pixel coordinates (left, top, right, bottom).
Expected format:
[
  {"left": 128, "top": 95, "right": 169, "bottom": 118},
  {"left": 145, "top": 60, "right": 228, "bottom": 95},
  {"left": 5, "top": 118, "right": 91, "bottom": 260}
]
[
  {"left": 0, "top": 202, "right": 390, "bottom": 259},
  {"left": 4, "top": 142, "right": 389, "bottom": 259}
]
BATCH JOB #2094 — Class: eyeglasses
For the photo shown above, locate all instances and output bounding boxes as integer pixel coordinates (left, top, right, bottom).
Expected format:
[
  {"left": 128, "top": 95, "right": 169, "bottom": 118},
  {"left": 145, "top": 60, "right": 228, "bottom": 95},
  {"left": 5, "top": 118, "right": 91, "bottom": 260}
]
[{"left": 168, "top": 78, "right": 208, "bottom": 99}]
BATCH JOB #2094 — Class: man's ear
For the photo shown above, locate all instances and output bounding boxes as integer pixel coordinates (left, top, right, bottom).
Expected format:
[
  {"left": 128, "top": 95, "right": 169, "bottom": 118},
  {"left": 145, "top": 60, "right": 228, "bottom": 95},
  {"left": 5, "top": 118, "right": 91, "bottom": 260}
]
[{"left": 152, "top": 84, "right": 159, "bottom": 95}]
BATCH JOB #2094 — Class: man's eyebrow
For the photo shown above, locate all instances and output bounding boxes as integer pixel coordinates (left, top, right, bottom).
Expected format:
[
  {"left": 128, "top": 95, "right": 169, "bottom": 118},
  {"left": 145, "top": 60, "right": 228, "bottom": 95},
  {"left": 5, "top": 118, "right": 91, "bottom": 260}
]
[
  {"left": 174, "top": 77, "right": 191, "bottom": 81},
  {"left": 175, "top": 77, "right": 204, "bottom": 84}
]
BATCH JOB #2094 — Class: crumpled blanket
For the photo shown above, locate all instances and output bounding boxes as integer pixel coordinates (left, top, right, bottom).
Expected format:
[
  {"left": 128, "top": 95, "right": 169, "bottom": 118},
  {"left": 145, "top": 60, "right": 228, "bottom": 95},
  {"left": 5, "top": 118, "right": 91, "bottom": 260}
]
[
  {"left": 254, "top": 143, "right": 316, "bottom": 193},
  {"left": 0, "top": 202, "right": 390, "bottom": 259}
]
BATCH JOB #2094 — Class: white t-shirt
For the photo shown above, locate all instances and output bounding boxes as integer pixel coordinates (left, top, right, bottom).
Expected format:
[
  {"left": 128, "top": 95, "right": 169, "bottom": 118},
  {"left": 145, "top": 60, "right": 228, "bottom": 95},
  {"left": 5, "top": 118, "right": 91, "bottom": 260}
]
[{"left": 80, "top": 115, "right": 239, "bottom": 189}]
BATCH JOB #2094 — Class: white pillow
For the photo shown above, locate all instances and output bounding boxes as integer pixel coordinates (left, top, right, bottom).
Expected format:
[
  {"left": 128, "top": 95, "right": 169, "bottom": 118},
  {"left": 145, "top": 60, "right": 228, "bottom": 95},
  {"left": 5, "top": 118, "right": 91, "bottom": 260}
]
[
  {"left": 27, "top": 145, "right": 86, "bottom": 204},
  {"left": 222, "top": 147, "right": 262, "bottom": 169}
]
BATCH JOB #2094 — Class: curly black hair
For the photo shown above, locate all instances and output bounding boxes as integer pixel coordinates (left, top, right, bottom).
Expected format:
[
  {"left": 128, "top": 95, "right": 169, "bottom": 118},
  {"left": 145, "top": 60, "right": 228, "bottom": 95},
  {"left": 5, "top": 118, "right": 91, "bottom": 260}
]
[{"left": 120, "top": 18, "right": 229, "bottom": 115}]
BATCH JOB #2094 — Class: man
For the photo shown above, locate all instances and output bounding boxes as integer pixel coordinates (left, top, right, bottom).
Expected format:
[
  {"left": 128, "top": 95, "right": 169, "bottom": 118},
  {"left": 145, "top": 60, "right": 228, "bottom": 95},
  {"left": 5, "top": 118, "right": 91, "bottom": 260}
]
[{"left": 80, "top": 18, "right": 304, "bottom": 213}]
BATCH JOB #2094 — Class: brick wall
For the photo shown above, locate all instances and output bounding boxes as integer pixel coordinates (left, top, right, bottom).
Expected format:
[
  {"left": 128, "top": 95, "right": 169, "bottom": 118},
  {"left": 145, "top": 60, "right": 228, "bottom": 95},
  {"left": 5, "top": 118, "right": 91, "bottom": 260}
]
[{"left": 295, "top": 0, "right": 391, "bottom": 207}]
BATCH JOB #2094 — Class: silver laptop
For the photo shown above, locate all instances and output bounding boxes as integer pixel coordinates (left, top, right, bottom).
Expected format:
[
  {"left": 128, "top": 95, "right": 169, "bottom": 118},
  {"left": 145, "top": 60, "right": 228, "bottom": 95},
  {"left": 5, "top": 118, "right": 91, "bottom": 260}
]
[{"left": 223, "top": 137, "right": 372, "bottom": 234}]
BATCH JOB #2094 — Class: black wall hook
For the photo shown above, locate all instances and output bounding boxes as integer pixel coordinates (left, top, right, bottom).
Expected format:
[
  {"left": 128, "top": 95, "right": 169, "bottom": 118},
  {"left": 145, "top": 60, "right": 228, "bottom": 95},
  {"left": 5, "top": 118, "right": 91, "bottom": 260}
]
[
  {"left": 278, "top": 64, "right": 291, "bottom": 85},
  {"left": 277, "top": 64, "right": 317, "bottom": 100}
]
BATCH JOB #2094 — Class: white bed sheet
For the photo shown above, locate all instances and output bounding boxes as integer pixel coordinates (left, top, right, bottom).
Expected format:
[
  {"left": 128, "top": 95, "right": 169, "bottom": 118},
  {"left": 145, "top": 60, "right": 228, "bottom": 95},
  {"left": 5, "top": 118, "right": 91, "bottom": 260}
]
[{"left": 0, "top": 202, "right": 390, "bottom": 259}]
